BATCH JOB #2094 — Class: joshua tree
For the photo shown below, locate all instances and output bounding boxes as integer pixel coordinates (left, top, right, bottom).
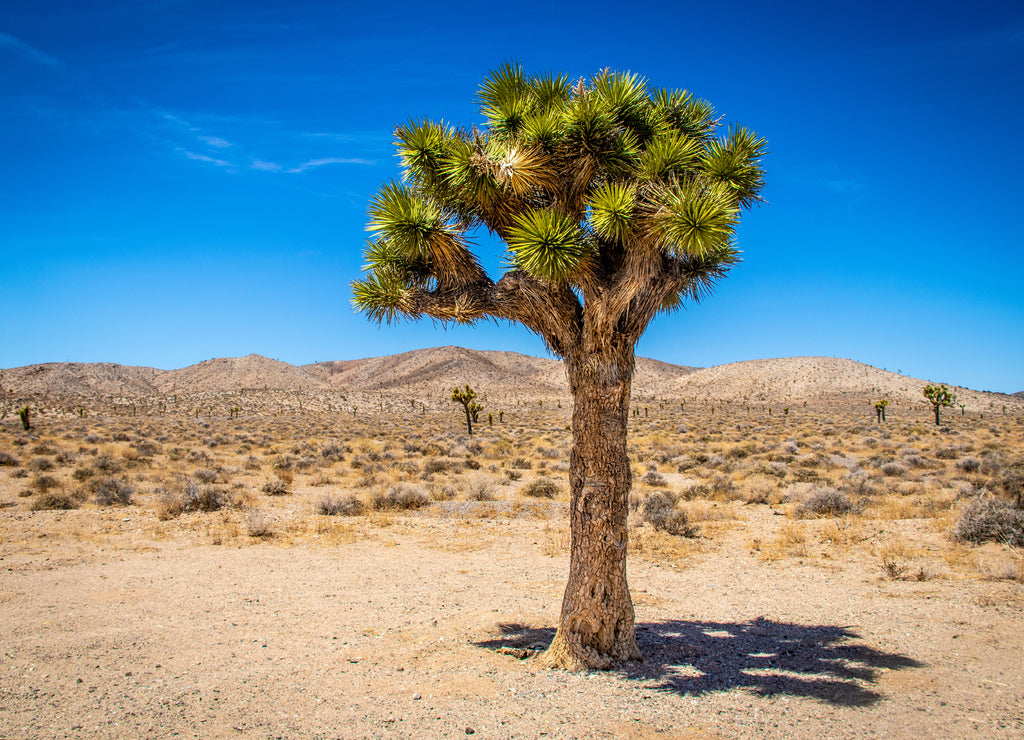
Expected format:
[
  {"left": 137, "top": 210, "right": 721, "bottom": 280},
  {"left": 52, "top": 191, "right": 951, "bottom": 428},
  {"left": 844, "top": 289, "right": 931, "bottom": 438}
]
[
  {"left": 923, "top": 383, "right": 956, "bottom": 426},
  {"left": 352, "top": 64, "right": 765, "bottom": 669},
  {"left": 875, "top": 399, "right": 888, "bottom": 422},
  {"left": 451, "top": 384, "right": 481, "bottom": 435},
  {"left": 18, "top": 405, "right": 30, "bottom": 431}
]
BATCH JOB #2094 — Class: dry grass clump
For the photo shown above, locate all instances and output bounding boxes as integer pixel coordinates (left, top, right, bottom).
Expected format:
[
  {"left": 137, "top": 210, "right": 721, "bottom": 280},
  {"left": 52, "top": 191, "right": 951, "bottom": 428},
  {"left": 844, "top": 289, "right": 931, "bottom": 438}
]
[
  {"left": 795, "top": 486, "right": 855, "bottom": 518},
  {"left": 30, "top": 492, "right": 78, "bottom": 511},
  {"left": 372, "top": 484, "right": 431, "bottom": 511},
  {"left": 640, "top": 491, "right": 698, "bottom": 537},
  {"left": 260, "top": 479, "right": 290, "bottom": 496},
  {"left": 156, "top": 480, "right": 236, "bottom": 519},
  {"left": 92, "top": 476, "right": 135, "bottom": 506},
  {"left": 463, "top": 472, "right": 496, "bottom": 501},
  {"left": 640, "top": 470, "right": 668, "bottom": 487},
  {"left": 315, "top": 493, "right": 365, "bottom": 516},
  {"left": 522, "top": 478, "right": 559, "bottom": 499},
  {"left": 244, "top": 509, "right": 276, "bottom": 538},
  {"left": 952, "top": 497, "right": 1024, "bottom": 546}
]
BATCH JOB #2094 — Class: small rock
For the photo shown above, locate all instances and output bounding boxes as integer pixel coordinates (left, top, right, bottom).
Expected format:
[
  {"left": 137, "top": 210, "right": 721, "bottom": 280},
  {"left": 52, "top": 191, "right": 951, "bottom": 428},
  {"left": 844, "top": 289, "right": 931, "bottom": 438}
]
[
  {"left": 412, "top": 693, "right": 421, "bottom": 700},
  {"left": 465, "top": 729, "right": 475, "bottom": 735}
]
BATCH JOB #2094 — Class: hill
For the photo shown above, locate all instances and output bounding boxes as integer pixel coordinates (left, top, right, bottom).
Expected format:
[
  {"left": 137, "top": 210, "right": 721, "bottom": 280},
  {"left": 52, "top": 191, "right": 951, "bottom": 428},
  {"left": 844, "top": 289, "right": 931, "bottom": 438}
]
[
  {"left": 668, "top": 357, "right": 1016, "bottom": 413},
  {"left": 2, "top": 349, "right": 1020, "bottom": 415}
]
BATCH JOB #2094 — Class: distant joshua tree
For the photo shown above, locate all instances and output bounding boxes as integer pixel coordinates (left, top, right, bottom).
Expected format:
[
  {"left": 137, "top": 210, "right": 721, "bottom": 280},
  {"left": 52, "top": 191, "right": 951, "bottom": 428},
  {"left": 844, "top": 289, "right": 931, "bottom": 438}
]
[
  {"left": 18, "top": 405, "right": 31, "bottom": 431},
  {"left": 923, "top": 384, "right": 956, "bottom": 426},
  {"left": 874, "top": 399, "right": 888, "bottom": 423},
  {"left": 451, "top": 385, "right": 481, "bottom": 435}
]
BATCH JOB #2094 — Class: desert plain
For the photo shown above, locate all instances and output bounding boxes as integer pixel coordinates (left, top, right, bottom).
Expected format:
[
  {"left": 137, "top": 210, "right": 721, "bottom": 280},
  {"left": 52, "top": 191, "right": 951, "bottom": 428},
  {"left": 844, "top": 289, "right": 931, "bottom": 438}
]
[{"left": 1, "top": 347, "right": 1022, "bottom": 739}]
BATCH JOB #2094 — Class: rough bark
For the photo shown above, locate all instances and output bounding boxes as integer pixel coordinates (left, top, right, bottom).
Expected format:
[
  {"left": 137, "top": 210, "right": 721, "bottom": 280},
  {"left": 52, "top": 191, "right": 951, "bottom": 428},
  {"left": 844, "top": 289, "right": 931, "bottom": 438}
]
[{"left": 537, "top": 343, "right": 642, "bottom": 670}]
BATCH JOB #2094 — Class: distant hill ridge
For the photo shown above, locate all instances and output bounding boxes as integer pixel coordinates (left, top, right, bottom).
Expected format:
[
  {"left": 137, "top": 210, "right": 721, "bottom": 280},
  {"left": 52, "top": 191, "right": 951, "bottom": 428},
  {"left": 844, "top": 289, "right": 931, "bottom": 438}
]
[{"left": 2, "top": 347, "right": 1020, "bottom": 413}]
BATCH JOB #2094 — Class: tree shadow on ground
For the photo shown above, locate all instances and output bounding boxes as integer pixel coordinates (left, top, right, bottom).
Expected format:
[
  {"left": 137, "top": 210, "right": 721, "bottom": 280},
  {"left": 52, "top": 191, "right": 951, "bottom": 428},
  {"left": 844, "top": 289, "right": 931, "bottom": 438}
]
[{"left": 475, "top": 617, "right": 923, "bottom": 707}]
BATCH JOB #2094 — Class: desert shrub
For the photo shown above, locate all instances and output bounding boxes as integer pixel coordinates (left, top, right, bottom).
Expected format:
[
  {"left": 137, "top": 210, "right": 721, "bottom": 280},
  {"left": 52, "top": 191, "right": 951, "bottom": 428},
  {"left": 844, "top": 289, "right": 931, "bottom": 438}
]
[
  {"left": 979, "top": 455, "right": 1003, "bottom": 476},
  {"left": 29, "top": 457, "right": 54, "bottom": 472},
  {"left": 710, "top": 474, "right": 738, "bottom": 499},
  {"left": 0, "top": 451, "right": 18, "bottom": 467},
  {"left": 432, "top": 484, "right": 458, "bottom": 501},
  {"left": 523, "top": 478, "right": 559, "bottom": 499},
  {"left": 372, "top": 484, "right": 430, "bottom": 511},
  {"left": 997, "top": 463, "right": 1024, "bottom": 505},
  {"left": 260, "top": 479, "right": 290, "bottom": 496},
  {"left": 244, "top": 456, "right": 262, "bottom": 471},
  {"left": 640, "top": 470, "right": 668, "bottom": 487},
  {"left": 678, "top": 482, "right": 711, "bottom": 500},
  {"left": 640, "top": 490, "right": 676, "bottom": 527},
  {"left": 880, "top": 461, "right": 906, "bottom": 477},
  {"left": 744, "top": 478, "right": 775, "bottom": 505},
  {"left": 92, "top": 455, "right": 121, "bottom": 474},
  {"left": 157, "top": 480, "right": 227, "bottom": 519},
  {"left": 30, "top": 475, "right": 60, "bottom": 493},
  {"left": 244, "top": 510, "right": 275, "bottom": 537},
  {"left": 193, "top": 468, "right": 219, "bottom": 483},
  {"left": 71, "top": 465, "right": 94, "bottom": 481},
  {"left": 320, "top": 442, "right": 346, "bottom": 462},
  {"left": 934, "top": 447, "right": 960, "bottom": 460},
  {"left": 952, "top": 498, "right": 1024, "bottom": 546},
  {"left": 706, "top": 454, "right": 729, "bottom": 470},
  {"left": 316, "top": 494, "right": 365, "bottom": 516},
  {"left": 30, "top": 492, "right": 78, "bottom": 511},
  {"left": 955, "top": 457, "right": 981, "bottom": 473},
  {"left": 294, "top": 456, "right": 318, "bottom": 472},
  {"left": 463, "top": 472, "right": 495, "bottom": 501},
  {"left": 134, "top": 441, "right": 161, "bottom": 457},
  {"left": 640, "top": 491, "right": 697, "bottom": 537},
  {"left": 54, "top": 449, "right": 76, "bottom": 464},
  {"left": 423, "top": 459, "right": 450, "bottom": 475},
  {"left": 537, "top": 446, "right": 561, "bottom": 460},
  {"left": 504, "top": 469, "right": 523, "bottom": 482},
  {"left": 796, "top": 487, "right": 855, "bottom": 518},
  {"left": 675, "top": 457, "right": 697, "bottom": 472},
  {"left": 510, "top": 457, "right": 533, "bottom": 470},
  {"left": 93, "top": 477, "right": 135, "bottom": 506}
]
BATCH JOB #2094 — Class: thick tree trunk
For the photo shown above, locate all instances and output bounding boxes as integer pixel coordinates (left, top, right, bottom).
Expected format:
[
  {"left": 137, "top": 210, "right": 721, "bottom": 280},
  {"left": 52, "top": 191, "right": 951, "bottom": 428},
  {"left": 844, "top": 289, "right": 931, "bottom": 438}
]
[{"left": 538, "top": 345, "right": 642, "bottom": 670}]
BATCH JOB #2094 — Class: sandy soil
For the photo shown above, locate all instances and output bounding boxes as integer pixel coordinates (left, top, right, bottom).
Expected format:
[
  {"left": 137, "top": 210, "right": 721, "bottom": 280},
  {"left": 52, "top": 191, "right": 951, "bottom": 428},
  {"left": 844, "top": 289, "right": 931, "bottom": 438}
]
[{"left": 2, "top": 508, "right": 1022, "bottom": 739}]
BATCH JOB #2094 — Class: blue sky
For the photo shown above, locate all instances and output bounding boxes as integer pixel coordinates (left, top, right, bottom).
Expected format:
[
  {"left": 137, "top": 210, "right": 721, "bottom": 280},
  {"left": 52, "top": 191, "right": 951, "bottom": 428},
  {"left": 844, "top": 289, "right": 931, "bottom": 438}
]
[{"left": 2, "top": 0, "right": 1022, "bottom": 393}]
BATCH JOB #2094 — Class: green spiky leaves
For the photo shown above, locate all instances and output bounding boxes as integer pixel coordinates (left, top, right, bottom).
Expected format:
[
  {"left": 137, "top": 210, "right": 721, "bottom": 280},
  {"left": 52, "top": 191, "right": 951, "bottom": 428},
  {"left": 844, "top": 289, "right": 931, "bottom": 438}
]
[
  {"left": 589, "top": 182, "right": 636, "bottom": 242},
  {"left": 367, "top": 183, "right": 482, "bottom": 284},
  {"left": 353, "top": 64, "right": 766, "bottom": 345},
  {"left": 703, "top": 125, "right": 768, "bottom": 208},
  {"left": 651, "top": 181, "right": 739, "bottom": 258},
  {"left": 508, "top": 208, "right": 589, "bottom": 282},
  {"left": 351, "top": 270, "right": 412, "bottom": 324}
]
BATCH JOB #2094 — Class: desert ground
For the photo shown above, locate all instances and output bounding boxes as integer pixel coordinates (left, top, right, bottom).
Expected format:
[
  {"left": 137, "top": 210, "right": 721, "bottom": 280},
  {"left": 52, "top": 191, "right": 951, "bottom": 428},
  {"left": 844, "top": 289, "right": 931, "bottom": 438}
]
[{"left": 1, "top": 348, "right": 1022, "bottom": 738}]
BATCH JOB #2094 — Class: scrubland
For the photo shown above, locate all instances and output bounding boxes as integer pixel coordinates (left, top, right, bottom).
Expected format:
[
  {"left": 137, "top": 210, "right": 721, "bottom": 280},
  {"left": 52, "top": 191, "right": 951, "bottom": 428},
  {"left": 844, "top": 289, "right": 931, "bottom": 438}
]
[{"left": 1, "top": 393, "right": 1022, "bottom": 738}]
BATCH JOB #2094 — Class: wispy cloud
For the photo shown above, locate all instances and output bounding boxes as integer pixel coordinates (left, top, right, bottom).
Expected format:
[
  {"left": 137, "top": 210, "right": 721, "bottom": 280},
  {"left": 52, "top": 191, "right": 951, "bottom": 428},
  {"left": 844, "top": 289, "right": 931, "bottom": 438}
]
[
  {"left": 286, "top": 157, "right": 376, "bottom": 173},
  {"left": 199, "top": 135, "right": 232, "bottom": 148},
  {"left": 0, "top": 31, "right": 63, "bottom": 68},
  {"left": 250, "top": 159, "right": 283, "bottom": 172},
  {"left": 178, "top": 148, "right": 233, "bottom": 168}
]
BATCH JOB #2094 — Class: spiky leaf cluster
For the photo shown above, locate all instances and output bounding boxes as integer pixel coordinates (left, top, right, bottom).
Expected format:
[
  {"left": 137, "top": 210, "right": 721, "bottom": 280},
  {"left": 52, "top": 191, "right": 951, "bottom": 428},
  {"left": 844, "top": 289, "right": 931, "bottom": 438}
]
[
  {"left": 923, "top": 384, "right": 957, "bottom": 409},
  {"left": 353, "top": 64, "right": 766, "bottom": 358}
]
